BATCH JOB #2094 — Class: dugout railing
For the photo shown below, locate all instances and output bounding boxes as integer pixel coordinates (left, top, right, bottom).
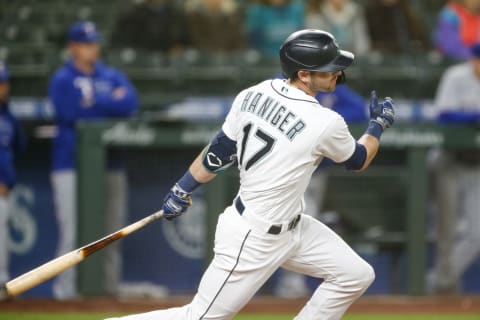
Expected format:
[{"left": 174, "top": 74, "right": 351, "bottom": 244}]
[{"left": 76, "top": 120, "right": 480, "bottom": 296}]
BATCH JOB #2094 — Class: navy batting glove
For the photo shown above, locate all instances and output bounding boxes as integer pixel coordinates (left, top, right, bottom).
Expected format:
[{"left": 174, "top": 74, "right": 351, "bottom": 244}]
[
  {"left": 162, "top": 183, "right": 192, "bottom": 220},
  {"left": 369, "top": 90, "right": 395, "bottom": 130}
]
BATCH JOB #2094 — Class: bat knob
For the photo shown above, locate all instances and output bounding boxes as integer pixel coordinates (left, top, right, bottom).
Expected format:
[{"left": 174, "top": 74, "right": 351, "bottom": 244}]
[{"left": 0, "top": 284, "right": 9, "bottom": 301}]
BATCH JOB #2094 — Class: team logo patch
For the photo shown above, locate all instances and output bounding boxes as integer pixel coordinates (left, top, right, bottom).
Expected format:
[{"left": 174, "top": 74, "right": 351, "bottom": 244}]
[{"left": 206, "top": 152, "right": 222, "bottom": 168}]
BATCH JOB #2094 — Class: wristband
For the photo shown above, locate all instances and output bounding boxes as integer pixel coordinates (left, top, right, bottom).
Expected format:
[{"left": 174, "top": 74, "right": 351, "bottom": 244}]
[
  {"left": 177, "top": 170, "right": 201, "bottom": 193},
  {"left": 365, "top": 120, "right": 383, "bottom": 140}
]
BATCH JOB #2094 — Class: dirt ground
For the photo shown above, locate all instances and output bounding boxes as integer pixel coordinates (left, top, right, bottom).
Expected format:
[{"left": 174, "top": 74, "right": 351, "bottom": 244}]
[{"left": 1, "top": 295, "right": 480, "bottom": 314}]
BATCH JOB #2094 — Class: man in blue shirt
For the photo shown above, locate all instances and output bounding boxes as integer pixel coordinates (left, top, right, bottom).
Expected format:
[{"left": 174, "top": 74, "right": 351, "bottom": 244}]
[
  {"left": 0, "top": 63, "right": 25, "bottom": 286},
  {"left": 49, "top": 21, "right": 138, "bottom": 299}
]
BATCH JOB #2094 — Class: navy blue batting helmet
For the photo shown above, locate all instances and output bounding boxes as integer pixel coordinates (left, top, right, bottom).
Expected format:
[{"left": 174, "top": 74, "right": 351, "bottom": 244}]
[{"left": 279, "top": 29, "right": 354, "bottom": 78}]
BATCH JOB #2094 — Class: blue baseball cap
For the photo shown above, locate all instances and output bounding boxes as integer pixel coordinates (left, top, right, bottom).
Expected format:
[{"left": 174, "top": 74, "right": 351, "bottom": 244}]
[
  {"left": 68, "top": 21, "right": 100, "bottom": 43},
  {"left": 0, "top": 62, "right": 9, "bottom": 82},
  {"left": 471, "top": 43, "right": 480, "bottom": 58}
]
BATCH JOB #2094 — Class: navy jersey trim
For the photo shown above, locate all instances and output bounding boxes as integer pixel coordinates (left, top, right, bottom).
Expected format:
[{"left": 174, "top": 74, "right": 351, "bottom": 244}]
[
  {"left": 199, "top": 229, "right": 252, "bottom": 319},
  {"left": 270, "top": 80, "right": 319, "bottom": 105}
]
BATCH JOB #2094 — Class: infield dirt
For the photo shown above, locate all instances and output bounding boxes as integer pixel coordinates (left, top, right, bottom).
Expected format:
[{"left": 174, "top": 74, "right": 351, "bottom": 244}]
[{"left": 1, "top": 295, "right": 480, "bottom": 314}]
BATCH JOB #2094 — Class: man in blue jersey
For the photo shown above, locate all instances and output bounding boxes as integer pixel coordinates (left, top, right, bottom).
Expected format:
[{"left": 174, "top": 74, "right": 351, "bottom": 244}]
[
  {"left": 0, "top": 63, "right": 25, "bottom": 286},
  {"left": 49, "top": 21, "right": 138, "bottom": 299}
]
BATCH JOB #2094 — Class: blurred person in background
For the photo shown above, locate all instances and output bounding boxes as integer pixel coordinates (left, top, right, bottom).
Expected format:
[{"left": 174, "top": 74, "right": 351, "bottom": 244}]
[
  {"left": 429, "top": 42, "right": 480, "bottom": 293},
  {"left": 434, "top": 0, "right": 480, "bottom": 60},
  {"left": 365, "top": 0, "right": 428, "bottom": 54},
  {"left": 49, "top": 21, "right": 138, "bottom": 299},
  {"left": 110, "top": 0, "right": 189, "bottom": 53},
  {"left": 0, "top": 62, "right": 25, "bottom": 286},
  {"left": 305, "top": 0, "right": 371, "bottom": 56},
  {"left": 184, "top": 0, "right": 246, "bottom": 52},
  {"left": 246, "top": 0, "right": 304, "bottom": 57}
]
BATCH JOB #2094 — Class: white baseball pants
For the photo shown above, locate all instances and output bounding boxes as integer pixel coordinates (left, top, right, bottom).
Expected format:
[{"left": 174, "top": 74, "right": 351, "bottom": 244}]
[
  {"left": 106, "top": 204, "right": 374, "bottom": 320},
  {"left": 433, "top": 158, "right": 480, "bottom": 290},
  {"left": 51, "top": 170, "right": 78, "bottom": 299}
]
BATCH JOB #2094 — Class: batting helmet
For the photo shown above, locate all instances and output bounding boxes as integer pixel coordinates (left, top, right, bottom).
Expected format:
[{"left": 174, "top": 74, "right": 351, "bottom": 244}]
[{"left": 279, "top": 29, "right": 354, "bottom": 79}]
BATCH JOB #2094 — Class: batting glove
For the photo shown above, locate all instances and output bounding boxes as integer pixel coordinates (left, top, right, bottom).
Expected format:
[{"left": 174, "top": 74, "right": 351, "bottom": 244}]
[
  {"left": 369, "top": 90, "right": 395, "bottom": 130},
  {"left": 162, "top": 183, "right": 192, "bottom": 220}
]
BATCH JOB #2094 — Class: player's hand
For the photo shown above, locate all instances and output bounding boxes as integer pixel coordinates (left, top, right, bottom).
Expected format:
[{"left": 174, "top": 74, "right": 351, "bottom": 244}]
[
  {"left": 369, "top": 90, "right": 395, "bottom": 130},
  {"left": 162, "top": 184, "right": 192, "bottom": 220}
]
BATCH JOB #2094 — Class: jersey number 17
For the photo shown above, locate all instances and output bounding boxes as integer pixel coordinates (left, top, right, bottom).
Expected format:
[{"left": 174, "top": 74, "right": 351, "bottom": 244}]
[{"left": 239, "top": 123, "right": 276, "bottom": 171}]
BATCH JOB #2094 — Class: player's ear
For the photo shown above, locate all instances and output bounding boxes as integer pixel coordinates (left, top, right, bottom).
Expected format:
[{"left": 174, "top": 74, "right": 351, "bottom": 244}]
[{"left": 297, "top": 70, "right": 310, "bottom": 82}]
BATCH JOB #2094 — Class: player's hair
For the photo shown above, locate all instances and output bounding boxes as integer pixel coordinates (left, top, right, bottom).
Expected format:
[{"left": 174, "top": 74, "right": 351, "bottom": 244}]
[
  {"left": 289, "top": 70, "right": 313, "bottom": 81},
  {"left": 290, "top": 71, "right": 300, "bottom": 81}
]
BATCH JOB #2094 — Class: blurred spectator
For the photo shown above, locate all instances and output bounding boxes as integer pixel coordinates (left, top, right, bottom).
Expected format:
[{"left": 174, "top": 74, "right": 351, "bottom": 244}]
[
  {"left": 184, "top": 0, "right": 246, "bottom": 52},
  {"left": 0, "top": 63, "right": 25, "bottom": 286},
  {"left": 110, "top": 0, "right": 189, "bottom": 53},
  {"left": 365, "top": 0, "right": 428, "bottom": 53},
  {"left": 49, "top": 21, "right": 138, "bottom": 299},
  {"left": 246, "top": 0, "right": 304, "bottom": 57},
  {"left": 306, "top": 0, "right": 371, "bottom": 56},
  {"left": 429, "top": 43, "right": 480, "bottom": 293},
  {"left": 434, "top": 0, "right": 480, "bottom": 60}
]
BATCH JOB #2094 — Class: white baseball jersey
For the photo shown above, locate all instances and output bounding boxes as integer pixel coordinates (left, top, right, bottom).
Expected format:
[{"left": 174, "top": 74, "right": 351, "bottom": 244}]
[{"left": 222, "top": 79, "right": 356, "bottom": 222}]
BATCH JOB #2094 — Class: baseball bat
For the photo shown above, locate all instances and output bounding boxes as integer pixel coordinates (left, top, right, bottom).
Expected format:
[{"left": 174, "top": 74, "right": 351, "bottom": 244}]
[{"left": 0, "top": 210, "right": 164, "bottom": 300}]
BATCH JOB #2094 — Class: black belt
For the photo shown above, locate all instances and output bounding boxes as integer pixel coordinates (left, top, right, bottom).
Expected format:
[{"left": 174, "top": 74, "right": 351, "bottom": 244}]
[{"left": 235, "top": 197, "right": 301, "bottom": 235}]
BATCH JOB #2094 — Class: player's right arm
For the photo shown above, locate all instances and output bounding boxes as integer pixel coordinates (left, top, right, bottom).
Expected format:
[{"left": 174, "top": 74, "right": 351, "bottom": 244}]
[
  {"left": 160, "top": 130, "right": 237, "bottom": 220},
  {"left": 160, "top": 90, "right": 243, "bottom": 220}
]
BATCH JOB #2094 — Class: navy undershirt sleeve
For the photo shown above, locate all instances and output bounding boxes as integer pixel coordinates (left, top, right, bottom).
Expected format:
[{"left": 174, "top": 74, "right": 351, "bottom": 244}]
[{"left": 343, "top": 142, "right": 367, "bottom": 170}]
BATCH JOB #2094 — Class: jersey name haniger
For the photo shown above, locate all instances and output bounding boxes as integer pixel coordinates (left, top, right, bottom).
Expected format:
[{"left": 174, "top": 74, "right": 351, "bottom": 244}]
[{"left": 240, "top": 91, "right": 306, "bottom": 141}]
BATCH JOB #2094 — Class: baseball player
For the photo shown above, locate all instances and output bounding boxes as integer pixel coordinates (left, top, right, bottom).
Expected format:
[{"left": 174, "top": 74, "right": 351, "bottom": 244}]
[
  {"left": 106, "top": 29, "right": 394, "bottom": 320},
  {"left": 428, "top": 42, "right": 480, "bottom": 293},
  {"left": 49, "top": 21, "right": 138, "bottom": 299},
  {"left": 0, "top": 62, "right": 25, "bottom": 285}
]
